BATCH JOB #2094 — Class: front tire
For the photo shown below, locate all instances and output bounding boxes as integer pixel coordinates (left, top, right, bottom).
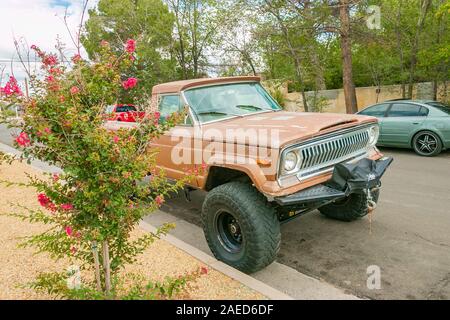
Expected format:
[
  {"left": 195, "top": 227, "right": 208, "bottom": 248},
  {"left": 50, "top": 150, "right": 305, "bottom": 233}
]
[
  {"left": 412, "top": 131, "right": 442, "bottom": 157},
  {"left": 201, "top": 182, "right": 280, "bottom": 273},
  {"left": 319, "top": 189, "right": 380, "bottom": 222}
]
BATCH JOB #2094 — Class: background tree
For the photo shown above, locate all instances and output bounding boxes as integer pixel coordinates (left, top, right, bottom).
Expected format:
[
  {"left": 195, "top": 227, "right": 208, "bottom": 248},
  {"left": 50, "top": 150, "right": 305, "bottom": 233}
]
[
  {"left": 82, "top": 0, "right": 177, "bottom": 97},
  {"left": 67, "top": 0, "right": 450, "bottom": 108},
  {"left": 166, "top": 0, "right": 223, "bottom": 78}
]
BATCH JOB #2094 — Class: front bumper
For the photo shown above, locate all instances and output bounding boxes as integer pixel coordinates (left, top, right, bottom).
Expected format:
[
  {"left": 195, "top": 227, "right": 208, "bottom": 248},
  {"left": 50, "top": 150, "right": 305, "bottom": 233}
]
[{"left": 275, "top": 156, "right": 393, "bottom": 206}]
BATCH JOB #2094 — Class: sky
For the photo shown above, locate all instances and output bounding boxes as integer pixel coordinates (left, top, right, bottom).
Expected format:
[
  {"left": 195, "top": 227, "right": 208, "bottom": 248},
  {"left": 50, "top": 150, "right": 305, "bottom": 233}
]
[{"left": 0, "top": 0, "right": 98, "bottom": 84}]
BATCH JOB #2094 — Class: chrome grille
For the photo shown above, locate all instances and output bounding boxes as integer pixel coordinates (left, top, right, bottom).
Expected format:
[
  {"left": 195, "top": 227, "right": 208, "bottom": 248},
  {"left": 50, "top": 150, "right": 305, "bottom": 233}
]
[
  {"left": 279, "top": 126, "right": 372, "bottom": 185},
  {"left": 299, "top": 130, "right": 369, "bottom": 172}
]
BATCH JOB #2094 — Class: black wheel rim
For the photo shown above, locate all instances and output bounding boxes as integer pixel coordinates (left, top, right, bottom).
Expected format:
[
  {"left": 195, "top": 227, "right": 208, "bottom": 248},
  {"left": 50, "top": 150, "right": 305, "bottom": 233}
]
[
  {"left": 215, "top": 210, "right": 243, "bottom": 253},
  {"left": 415, "top": 133, "right": 437, "bottom": 155}
]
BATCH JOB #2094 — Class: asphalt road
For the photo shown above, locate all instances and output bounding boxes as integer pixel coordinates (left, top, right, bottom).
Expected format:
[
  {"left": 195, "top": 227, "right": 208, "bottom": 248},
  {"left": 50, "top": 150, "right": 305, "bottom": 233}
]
[{"left": 1, "top": 123, "right": 449, "bottom": 299}]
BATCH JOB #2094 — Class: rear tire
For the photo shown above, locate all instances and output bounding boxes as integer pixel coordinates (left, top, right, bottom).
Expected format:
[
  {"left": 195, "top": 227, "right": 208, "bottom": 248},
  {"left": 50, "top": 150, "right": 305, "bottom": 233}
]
[
  {"left": 412, "top": 131, "right": 442, "bottom": 157},
  {"left": 319, "top": 189, "right": 380, "bottom": 222},
  {"left": 201, "top": 182, "right": 280, "bottom": 273}
]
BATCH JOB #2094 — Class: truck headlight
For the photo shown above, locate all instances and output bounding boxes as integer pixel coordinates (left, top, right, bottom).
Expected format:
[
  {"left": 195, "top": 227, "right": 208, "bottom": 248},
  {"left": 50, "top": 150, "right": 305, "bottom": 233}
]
[
  {"left": 368, "top": 125, "right": 379, "bottom": 146},
  {"left": 283, "top": 151, "right": 299, "bottom": 172}
]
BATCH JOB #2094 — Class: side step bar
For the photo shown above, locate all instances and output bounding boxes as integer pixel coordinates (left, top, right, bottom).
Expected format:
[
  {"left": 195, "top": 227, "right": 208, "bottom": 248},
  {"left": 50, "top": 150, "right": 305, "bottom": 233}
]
[{"left": 275, "top": 184, "right": 346, "bottom": 206}]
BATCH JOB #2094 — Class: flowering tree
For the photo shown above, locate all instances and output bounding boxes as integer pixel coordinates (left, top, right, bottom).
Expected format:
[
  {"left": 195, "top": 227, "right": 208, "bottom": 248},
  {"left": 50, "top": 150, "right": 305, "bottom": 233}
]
[{"left": 0, "top": 40, "right": 200, "bottom": 298}]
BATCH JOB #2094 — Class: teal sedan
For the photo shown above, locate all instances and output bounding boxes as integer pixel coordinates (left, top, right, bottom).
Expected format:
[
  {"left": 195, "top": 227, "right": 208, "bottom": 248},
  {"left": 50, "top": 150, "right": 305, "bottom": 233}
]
[{"left": 358, "top": 100, "right": 450, "bottom": 156}]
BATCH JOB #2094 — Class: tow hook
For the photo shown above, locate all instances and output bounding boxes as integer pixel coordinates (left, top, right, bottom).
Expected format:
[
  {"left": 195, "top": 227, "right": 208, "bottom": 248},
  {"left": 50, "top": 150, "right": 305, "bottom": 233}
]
[{"left": 366, "top": 187, "right": 377, "bottom": 213}]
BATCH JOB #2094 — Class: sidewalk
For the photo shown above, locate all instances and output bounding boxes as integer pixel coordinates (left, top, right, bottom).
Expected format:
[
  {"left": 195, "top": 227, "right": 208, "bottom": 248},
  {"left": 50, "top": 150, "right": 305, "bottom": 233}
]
[{"left": 143, "top": 210, "right": 359, "bottom": 300}]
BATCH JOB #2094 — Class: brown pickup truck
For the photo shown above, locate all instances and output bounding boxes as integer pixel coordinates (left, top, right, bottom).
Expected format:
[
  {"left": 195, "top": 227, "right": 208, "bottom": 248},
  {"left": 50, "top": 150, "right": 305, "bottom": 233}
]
[{"left": 109, "top": 76, "right": 393, "bottom": 273}]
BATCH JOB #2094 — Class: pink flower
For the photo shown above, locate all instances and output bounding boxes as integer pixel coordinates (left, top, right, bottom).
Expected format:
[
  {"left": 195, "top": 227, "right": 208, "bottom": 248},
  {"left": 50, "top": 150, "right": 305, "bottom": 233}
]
[
  {"left": 37, "top": 193, "right": 56, "bottom": 211},
  {"left": 70, "top": 246, "right": 77, "bottom": 255},
  {"left": 61, "top": 203, "right": 74, "bottom": 211},
  {"left": 100, "top": 40, "right": 109, "bottom": 47},
  {"left": 153, "top": 111, "right": 161, "bottom": 124},
  {"left": 125, "top": 39, "right": 136, "bottom": 53},
  {"left": 46, "top": 75, "right": 55, "bottom": 83},
  {"left": 122, "top": 77, "right": 138, "bottom": 90},
  {"left": 70, "top": 86, "right": 80, "bottom": 95},
  {"left": 38, "top": 193, "right": 50, "bottom": 207},
  {"left": 49, "top": 68, "right": 63, "bottom": 75},
  {"left": 15, "top": 132, "right": 30, "bottom": 147},
  {"left": 71, "top": 54, "right": 81, "bottom": 63},
  {"left": 44, "top": 127, "right": 51, "bottom": 134},
  {"left": 59, "top": 95, "right": 65, "bottom": 103},
  {"left": 113, "top": 136, "right": 120, "bottom": 143},
  {"left": 42, "top": 54, "right": 58, "bottom": 67},
  {"left": 30, "top": 45, "right": 38, "bottom": 50},
  {"left": 52, "top": 174, "right": 59, "bottom": 182},
  {"left": 48, "top": 82, "right": 60, "bottom": 92},
  {"left": 200, "top": 266, "right": 208, "bottom": 275},
  {"left": 1, "top": 76, "right": 22, "bottom": 97},
  {"left": 155, "top": 195, "right": 164, "bottom": 207},
  {"left": 65, "top": 226, "right": 73, "bottom": 237}
]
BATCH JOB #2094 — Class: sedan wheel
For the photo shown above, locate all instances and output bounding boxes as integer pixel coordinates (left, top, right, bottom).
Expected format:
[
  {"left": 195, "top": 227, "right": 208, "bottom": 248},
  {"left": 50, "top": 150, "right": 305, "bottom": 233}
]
[{"left": 412, "top": 131, "right": 442, "bottom": 157}]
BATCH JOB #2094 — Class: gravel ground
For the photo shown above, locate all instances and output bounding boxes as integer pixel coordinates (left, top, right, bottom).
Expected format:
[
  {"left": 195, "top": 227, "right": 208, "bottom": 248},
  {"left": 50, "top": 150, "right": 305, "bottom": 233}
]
[{"left": 0, "top": 161, "right": 264, "bottom": 300}]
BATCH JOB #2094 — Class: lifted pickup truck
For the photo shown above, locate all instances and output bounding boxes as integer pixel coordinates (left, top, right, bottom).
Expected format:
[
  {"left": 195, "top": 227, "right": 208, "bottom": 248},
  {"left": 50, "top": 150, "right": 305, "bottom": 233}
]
[{"left": 109, "top": 76, "right": 392, "bottom": 273}]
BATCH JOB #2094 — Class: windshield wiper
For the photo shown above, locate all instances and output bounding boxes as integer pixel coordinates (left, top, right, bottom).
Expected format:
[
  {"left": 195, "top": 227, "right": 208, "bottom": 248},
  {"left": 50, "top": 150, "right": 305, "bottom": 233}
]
[
  {"left": 235, "top": 104, "right": 264, "bottom": 111},
  {"left": 197, "top": 111, "right": 244, "bottom": 117}
]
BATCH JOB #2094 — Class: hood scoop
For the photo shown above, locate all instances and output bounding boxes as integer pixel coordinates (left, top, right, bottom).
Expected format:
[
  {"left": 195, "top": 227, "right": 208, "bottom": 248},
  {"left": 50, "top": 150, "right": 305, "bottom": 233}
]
[{"left": 319, "top": 119, "right": 359, "bottom": 131}]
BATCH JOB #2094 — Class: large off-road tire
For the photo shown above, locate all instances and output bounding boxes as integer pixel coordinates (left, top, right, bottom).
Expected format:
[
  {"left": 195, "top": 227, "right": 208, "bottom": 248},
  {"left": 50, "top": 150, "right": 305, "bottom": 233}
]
[
  {"left": 201, "top": 182, "right": 280, "bottom": 273},
  {"left": 318, "top": 189, "right": 380, "bottom": 222}
]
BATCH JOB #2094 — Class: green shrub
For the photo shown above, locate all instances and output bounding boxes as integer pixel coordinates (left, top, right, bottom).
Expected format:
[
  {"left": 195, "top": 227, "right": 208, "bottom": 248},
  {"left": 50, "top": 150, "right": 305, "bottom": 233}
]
[{"left": 0, "top": 40, "right": 198, "bottom": 298}]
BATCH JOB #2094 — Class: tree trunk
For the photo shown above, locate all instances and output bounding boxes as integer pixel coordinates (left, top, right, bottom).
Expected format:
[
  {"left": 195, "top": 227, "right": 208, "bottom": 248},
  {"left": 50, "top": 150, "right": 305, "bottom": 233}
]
[
  {"left": 339, "top": 0, "right": 358, "bottom": 114},
  {"left": 243, "top": 52, "right": 257, "bottom": 76},
  {"left": 309, "top": 49, "right": 326, "bottom": 91},
  {"left": 91, "top": 241, "right": 102, "bottom": 292},
  {"left": 102, "top": 241, "right": 111, "bottom": 296},
  {"left": 407, "top": 0, "right": 431, "bottom": 98},
  {"left": 433, "top": 0, "right": 445, "bottom": 101},
  {"left": 293, "top": 56, "right": 309, "bottom": 112},
  {"left": 394, "top": 0, "right": 406, "bottom": 98}
]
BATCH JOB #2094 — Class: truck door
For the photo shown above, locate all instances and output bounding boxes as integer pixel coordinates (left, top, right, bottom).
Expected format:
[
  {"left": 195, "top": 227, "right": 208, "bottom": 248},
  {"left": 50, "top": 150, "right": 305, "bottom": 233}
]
[{"left": 152, "top": 94, "right": 198, "bottom": 185}]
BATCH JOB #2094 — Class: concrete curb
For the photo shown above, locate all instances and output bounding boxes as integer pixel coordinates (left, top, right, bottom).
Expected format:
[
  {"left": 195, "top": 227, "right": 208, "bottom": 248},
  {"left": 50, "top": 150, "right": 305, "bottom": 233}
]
[
  {"left": 1, "top": 141, "right": 293, "bottom": 300},
  {"left": 0, "top": 142, "right": 62, "bottom": 174},
  {"left": 139, "top": 220, "right": 293, "bottom": 300}
]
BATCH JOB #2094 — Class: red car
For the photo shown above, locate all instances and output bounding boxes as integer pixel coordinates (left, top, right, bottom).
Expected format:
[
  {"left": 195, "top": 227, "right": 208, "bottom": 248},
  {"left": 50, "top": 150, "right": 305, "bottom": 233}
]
[{"left": 106, "top": 104, "right": 145, "bottom": 122}]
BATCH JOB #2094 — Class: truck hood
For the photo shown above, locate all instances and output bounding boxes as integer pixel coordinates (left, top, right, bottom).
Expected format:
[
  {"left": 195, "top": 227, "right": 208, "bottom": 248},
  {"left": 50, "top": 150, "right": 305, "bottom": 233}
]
[{"left": 201, "top": 111, "right": 377, "bottom": 148}]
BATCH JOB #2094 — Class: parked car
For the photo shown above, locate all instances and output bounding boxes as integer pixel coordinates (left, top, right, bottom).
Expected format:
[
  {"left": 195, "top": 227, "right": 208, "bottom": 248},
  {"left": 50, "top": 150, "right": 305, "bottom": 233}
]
[
  {"left": 358, "top": 100, "right": 450, "bottom": 156},
  {"left": 107, "top": 76, "right": 392, "bottom": 273},
  {"left": 105, "top": 104, "right": 145, "bottom": 122}
]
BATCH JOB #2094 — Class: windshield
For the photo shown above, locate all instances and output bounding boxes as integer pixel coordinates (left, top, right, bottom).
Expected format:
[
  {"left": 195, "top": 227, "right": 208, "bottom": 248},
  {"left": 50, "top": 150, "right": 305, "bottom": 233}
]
[
  {"left": 116, "top": 105, "right": 137, "bottom": 113},
  {"left": 184, "top": 82, "right": 281, "bottom": 123},
  {"left": 425, "top": 102, "right": 450, "bottom": 115}
]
